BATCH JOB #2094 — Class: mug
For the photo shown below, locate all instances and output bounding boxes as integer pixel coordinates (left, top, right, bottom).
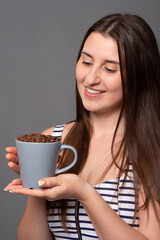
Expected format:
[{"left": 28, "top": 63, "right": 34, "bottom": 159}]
[{"left": 16, "top": 140, "right": 78, "bottom": 189}]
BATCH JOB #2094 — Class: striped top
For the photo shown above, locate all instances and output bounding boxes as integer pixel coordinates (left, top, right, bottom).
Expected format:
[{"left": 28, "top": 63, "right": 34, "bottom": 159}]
[{"left": 47, "top": 124, "right": 139, "bottom": 239}]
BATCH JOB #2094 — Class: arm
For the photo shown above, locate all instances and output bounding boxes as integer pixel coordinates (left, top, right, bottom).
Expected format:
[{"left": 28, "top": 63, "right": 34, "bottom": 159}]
[
  {"left": 6, "top": 127, "right": 56, "bottom": 240},
  {"left": 5, "top": 174, "right": 160, "bottom": 240},
  {"left": 81, "top": 184, "right": 160, "bottom": 240},
  {"left": 17, "top": 195, "right": 54, "bottom": 240},
  {"left": 5, "top": 156, "right": 54, "bottom": 239}
]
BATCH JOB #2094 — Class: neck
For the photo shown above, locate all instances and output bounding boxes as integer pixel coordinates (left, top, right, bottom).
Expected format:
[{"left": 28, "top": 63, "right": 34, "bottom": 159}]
[{"left": 89, "top": 109, "right": 124, "bottom": 138}]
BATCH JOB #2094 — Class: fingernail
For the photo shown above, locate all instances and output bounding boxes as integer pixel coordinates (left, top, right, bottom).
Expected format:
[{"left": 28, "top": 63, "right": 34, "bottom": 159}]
[
  {"left": 38, "top": 180, "right": 45, "bottom": 187},
  {"left": 4, "top": 189, "right": 14, "bottom": 193},
  {"left": 8, "top": 162, "right": 11, "bottom": 167}
]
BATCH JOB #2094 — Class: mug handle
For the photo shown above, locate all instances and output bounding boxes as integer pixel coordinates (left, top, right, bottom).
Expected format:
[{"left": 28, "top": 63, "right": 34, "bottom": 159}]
[{"left": 55, "top": 144, "right": 77, "bottom": 175}]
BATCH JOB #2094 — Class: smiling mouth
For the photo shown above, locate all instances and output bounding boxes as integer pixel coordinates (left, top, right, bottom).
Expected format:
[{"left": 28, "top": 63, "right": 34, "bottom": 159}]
[{"left": 86, "top": 87, "right": 105, "bottom": 94}]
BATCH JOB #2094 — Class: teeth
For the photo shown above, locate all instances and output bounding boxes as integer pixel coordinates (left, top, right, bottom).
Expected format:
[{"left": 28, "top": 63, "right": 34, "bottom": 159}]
[{"left": 86, "top": 87, "right": 103, "bottom": 94}]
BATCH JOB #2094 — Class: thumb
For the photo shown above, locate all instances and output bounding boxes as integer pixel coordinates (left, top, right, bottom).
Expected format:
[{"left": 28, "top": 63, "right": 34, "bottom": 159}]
[{"left": 38, "top": 176, "right": 62, "bottom": 188}]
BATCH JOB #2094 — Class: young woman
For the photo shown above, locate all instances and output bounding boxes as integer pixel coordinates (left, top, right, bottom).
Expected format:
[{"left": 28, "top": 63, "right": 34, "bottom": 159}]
[{"left": 5, "top": 13, "right": 160, "bottom": 240}]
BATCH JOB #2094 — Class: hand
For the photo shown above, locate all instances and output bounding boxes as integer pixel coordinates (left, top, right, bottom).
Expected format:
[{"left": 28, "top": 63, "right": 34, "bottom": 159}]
[
  {"left": 4, "top": 174, "right": 91, "bottom": 203},
  {"left": 5, "top": 147, "right": 20, "bottom": 174}
]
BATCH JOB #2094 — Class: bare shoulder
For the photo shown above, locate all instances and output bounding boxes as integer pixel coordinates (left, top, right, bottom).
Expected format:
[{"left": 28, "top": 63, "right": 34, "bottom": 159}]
[
  {"left": 62, "top": 121, "right": 75, "bottom": 141},
  {"left": 63, "top": 122, "right": 75, "bottom": 135},
  {"left": 41, "top": 121, "right": 75, "bottom": 138},
  {"left": 41, "top": 127, "right": 55, "bottom": 135}
]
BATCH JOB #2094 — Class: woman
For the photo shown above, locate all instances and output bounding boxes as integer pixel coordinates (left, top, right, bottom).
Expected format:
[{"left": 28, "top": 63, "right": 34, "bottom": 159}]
[{"left": 5, "top": 13, "right": 160, "bottom": 239}]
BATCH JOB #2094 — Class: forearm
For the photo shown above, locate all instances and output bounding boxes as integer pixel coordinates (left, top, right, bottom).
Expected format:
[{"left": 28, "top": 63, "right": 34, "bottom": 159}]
[
  {"left": 17, "top": 196, "right": 53, "bottom": 240},
  {"left": 81, "top": 184, "right": 148, "bottom": 240}
]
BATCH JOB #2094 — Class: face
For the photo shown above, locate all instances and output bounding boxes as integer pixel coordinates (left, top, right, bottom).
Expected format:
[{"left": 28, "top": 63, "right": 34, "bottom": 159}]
[{"left": 76, "top": 32, "right": 123, "bottom": 115}]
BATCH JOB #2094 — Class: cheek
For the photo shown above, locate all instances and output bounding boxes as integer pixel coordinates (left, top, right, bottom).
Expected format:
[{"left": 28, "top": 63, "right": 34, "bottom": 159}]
[
  {"left": 75, "top": 63, "right": 80, "bottom": 82},
  {"left": 75, "top": 63, "right": 83, "bottom": 95},
  {"left": 75, "top": 62, "right": 84, "bottom": 84},
  {"left": 105, "top": 74, "right": 122, "bottom": 92},
  {"left": 112, "top": 78, "right": 123, "bottom": 100}
]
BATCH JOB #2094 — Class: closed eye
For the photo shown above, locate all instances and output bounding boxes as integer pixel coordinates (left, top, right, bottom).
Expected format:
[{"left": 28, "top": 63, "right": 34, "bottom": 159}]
[
  {"left": 82, "top": 61, "right": 93, "bottom": 66},
  {"left": 104, "top": 67, "right": 117, "bottom": 73}
]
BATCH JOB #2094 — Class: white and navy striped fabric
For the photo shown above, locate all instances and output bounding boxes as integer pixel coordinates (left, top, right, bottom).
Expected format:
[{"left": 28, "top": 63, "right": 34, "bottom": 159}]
[{"left": 47, "top": 124, "right": 139, "bottom": 239}]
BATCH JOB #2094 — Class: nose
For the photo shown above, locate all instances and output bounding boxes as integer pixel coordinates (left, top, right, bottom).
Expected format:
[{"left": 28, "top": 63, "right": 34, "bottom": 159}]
[{"left": 85, "top": 67, "right": 101, "bottom": 86}]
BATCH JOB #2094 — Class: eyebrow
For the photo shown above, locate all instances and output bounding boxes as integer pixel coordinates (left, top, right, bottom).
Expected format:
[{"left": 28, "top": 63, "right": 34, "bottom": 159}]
[{"left": 81, "top": 51, "right": 120, "bottom": 65}]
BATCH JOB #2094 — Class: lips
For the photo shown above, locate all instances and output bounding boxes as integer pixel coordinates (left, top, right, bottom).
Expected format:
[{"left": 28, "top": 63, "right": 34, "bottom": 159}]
[{"left": 85, "top": 87, "right": 105, "bottom": 98}]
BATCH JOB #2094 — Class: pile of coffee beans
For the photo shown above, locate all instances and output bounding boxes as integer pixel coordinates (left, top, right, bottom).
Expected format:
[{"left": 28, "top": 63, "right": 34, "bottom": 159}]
[{"left": 17, "top": 133, "right": 61, "bottom": 143}]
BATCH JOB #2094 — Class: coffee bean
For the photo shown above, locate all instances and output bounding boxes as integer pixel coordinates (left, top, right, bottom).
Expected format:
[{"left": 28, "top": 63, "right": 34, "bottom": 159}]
[{"left": 17, "top": 133, "right": 61, "bottom": 143}]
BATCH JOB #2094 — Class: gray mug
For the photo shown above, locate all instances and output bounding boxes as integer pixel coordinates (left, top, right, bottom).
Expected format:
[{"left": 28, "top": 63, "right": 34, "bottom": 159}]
[{"left": 16, "top": 140, "right": 78, "bottom": 189}]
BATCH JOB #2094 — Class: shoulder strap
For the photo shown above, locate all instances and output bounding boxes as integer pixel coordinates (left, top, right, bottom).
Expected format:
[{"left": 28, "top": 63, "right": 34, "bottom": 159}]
[{"left": 52, "top": 124, "right": 65, "bottom": 138}]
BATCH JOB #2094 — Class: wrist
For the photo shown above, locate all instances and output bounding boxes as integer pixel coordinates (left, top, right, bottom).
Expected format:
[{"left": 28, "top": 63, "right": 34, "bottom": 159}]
[{"left": 77, "top": 179, "right": 95, "bottom": 205}]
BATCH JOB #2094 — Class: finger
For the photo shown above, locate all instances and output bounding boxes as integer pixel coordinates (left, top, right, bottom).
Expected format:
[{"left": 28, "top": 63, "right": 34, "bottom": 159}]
[
  {"left": 5, "top": 180, "right": 59, "bottom": 201},
  {"left": 6, "top": 147, "right": 17, "bottom": 155},
  {"left": 11, "top": 178, "right": 22, "bottom": 185},
  {"left": 4, "top": 178, "right": 48, "bottom": 198},
  {"left": 5, "top": 185, "right": 47, "bottom": 198},
  {"left": 6, "top": 153, "right": 18, "bottom": 163},
  {"left": 38, "top": 176, "right": 62, "bottom": 189},
  {"left": 8, "top": 162, "right": 20, "bottom": 174},
  {"left": 4, "top": 180, "right": 20, "bottom": 190},
  {"left": 5, "top": 178, "right": 22, "bottom": 188}
]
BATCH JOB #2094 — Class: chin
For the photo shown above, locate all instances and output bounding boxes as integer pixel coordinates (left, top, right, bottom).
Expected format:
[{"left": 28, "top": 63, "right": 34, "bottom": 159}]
[
  {"left": 83, "top": 103, "right": 122, "bottom": 115},
  {"left": 83, "top": 104, "right": 103, "bottom": 113}
]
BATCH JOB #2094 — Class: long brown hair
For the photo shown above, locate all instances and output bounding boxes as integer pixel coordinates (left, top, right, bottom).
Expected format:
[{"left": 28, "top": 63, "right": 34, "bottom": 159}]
[{"left": 48, "top": 13, "right": 160, "bottom": 227}]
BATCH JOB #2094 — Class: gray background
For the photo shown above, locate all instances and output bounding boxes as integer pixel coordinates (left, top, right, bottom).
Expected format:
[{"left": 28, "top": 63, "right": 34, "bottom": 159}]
[{"left": 0, "top": 0, "right": 159, "bottom": 239}]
